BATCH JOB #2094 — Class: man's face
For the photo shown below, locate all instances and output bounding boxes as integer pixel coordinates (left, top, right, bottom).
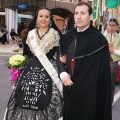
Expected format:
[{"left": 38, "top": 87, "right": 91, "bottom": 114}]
[
  {"left": 108, "top": 21, "right": 118, "bottom": 34},
  {"left": 74, "top": 5, "right": 92, "bottom": 31}
]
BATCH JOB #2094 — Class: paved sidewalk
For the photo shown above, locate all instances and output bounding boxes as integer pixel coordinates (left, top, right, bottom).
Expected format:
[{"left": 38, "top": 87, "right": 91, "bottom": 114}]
[{"left": 0, "top": 42, "right": 23, "bottom": 55}]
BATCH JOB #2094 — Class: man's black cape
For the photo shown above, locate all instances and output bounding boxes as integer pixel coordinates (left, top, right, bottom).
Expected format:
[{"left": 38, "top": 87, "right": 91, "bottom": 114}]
[{"left": 58, "top": 25, "right": 112, "bottom": 120}]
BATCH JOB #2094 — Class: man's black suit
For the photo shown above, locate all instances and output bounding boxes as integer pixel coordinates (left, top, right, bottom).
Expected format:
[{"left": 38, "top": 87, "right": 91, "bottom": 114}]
[{"left": 58, "top": 25, "right": 112, "bottom": 120}]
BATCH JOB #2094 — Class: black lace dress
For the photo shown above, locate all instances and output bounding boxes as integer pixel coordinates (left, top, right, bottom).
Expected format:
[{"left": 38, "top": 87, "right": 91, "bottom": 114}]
[{"left": 4, "top": 29, "right": 63, "bottom": 120}]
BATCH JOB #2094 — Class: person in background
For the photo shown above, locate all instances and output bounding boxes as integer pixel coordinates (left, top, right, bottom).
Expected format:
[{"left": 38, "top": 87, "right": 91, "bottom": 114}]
[
  {"left": 104, "top": 18, "right": 120, "bottom": 104},
  {"left": 116, "top": 24, "right": 120, "bottom": 34},
  {"left": 4, "top": 6, "right": 63, "bottom": 120},
  {"left": 10, "top": 29, "right": 17, "bottom": 40},
  {"left": 104, "top": 24, "right": 111, "bottom": 37},
  {"left": 27, "top": 22, "right": 32, "bottom": 30},
  {"left": 20, "top": 27, "right": 28, "bottom": 55},
  {"left": 0, "top": 29, "right": 8, "bottom": 44},
  {"left": 0, "top": 29, "right": 3, "bottom": 42},
  {"left": 58, "top": 2, "right": 111, "bottom": 120},
  {"left": 90, "top": 19, "right": 93, "bottom": 25},
  {"left": 61, "top": 24, "right": 68, "bottom": 34},
  {"left": 18, "top": 22, "right": 25, "bottom": 37}
]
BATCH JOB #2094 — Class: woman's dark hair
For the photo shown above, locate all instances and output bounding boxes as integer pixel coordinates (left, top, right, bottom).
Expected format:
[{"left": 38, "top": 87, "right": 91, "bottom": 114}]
[
  {"left": 109, "top": 18, "right": 119, "bottom": 26},
  {"left": 28, "top": 6, "right": 62, "bottom": 37},
  {"left": 74, "top": 2, "right": 92, "bottom": 15},
  {"left": 36, "top": 6, "right": 52, "bottom": 20},
  {"left": 28, "top": 6, "right": 52, "bottom": 31}
]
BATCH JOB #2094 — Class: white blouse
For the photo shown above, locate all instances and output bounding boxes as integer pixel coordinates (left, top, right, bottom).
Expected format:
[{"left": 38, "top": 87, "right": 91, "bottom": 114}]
[{"left": 114, "top": 50, "right": 120, "bottom": 56}]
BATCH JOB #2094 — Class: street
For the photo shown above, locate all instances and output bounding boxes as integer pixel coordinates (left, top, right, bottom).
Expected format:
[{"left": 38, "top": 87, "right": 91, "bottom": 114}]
[
  {"left": 0, "top": 55, "right": 120, "bottom": 120},
  {"left": 0, "top": 55, "right": 12, "bottom": 119}
]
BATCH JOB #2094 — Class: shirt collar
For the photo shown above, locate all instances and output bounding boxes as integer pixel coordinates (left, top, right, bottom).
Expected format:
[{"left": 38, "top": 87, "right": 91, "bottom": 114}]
[
  {"left": 77, "top": 26, "right": 90, "bottom": 32},
  {"left": 112, "top": 32, "right": 117, "bottom": 37}
]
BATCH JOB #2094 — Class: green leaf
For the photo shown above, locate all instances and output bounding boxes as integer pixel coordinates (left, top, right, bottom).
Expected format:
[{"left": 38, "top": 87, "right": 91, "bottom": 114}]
[{"left": 105, "top": 0, "right": 119, "bottom": 9}]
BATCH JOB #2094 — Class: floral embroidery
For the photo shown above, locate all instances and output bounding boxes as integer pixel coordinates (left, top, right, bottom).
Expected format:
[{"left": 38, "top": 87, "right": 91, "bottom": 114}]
[{"left": 20, "top": 66, "right": 50, "bottom": 109}]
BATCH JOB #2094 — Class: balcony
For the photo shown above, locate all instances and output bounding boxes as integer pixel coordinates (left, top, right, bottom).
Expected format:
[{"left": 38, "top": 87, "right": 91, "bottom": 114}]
[
  {"left": 46, "top": 0, "right": 76, "bottom": 13},
  {"left": 0, "top": 0, "right": 76, "bottom": 13},
  {"left": 0, "top": 0, "right": 46, "bottom": 10}
]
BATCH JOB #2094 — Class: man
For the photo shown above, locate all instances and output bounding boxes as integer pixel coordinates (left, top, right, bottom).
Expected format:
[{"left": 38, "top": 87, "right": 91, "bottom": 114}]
[
  {"left": 58, "top": 2, "right": 112, "bottom": 120},
  {"left": 0, "top": 29, "right": 3, "bottom": 42},
  {"left": 104, "top": 18, "right": 120, "bottom": 104},
  {"left": 18, "top": 22, "right": 25, "bottom": 37},
  {"left": 20, "top": 27, "right": 28, "bottom": 55},
  {"left": 10, "top": 29, "right": 18, "bottom": 41}
]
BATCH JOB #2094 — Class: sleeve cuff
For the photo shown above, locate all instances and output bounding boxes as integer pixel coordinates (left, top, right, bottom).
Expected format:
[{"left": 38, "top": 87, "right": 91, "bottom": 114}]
[
  {"left": 60, "top": 72, "right": 69, "bottom": 79},
  {"left": 113, "top": 50, "right": 120, "bottom": 56}
]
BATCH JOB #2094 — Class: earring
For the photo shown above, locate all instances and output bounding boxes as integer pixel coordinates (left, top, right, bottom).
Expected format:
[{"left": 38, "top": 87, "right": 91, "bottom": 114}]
[
  {"left": 36, "top": 22, "right": 40, "bottom": 28},
  {"left": 49, "top": 21, "right": 52, "bottom": 27}
]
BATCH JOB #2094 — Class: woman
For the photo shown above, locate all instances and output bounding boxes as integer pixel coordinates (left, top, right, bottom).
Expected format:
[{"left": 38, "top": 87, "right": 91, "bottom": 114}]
[
  {"left": 1, "top": 29, "right": 8, "bottom": 44},
  {"left": 20, "top": 27, "right": 28, "bottom": 55},
  {"left": 10, "top": 28, "right": 17, "bottom": 40},
  {"left": 4, "top": 7, "right": 63, "bottom": 120}
]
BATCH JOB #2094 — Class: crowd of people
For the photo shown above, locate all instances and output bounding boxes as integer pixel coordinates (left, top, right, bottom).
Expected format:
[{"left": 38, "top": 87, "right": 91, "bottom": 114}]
[
  {"left": 3, "top": 1, "right": 120, "bottom": 120},
  {"left": 0, "top": 22, "right": 25, "bottom": 45}
]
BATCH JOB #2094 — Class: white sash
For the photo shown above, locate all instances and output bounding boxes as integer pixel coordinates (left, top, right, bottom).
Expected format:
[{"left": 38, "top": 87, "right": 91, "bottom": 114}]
[{"left": 28, "top": 29, "right": 63, "bottom": 97}]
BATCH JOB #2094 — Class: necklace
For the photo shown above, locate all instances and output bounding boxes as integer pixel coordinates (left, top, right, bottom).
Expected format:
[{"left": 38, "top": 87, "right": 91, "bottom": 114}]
[
  {"left": 39, "top": 31, "right": 45, "bottom": 36},
  {"left": 37, "top": 28, "right": 50, "bottom": 40},
  {"left": 40, "top": 33, "right": 44, "bottom": 36}
]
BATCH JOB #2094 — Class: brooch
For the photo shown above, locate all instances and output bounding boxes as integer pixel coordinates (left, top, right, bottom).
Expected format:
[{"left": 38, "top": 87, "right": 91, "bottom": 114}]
[{"left": 31, "top": 36, "right": 34, "bottom": 40}]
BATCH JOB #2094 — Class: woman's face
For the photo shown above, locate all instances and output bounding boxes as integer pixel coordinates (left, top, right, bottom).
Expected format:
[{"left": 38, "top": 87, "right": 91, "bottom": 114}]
[
  {"left": 37, "top": 9, "right": 50, "bottom": 28},
  {"left": 108, "top": 21, "right": 118, "bottom": 34}
]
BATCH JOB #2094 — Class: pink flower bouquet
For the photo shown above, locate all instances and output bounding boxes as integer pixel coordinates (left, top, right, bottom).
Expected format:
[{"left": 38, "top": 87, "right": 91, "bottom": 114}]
[{"left": 6, "top": 54, "right": 28, "bottom": 90}]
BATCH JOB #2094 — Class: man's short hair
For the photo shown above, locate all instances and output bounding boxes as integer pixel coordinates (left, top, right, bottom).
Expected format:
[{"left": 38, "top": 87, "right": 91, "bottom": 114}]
[{"left": 74, "top": 2, "right": 92, "bottom": 15}]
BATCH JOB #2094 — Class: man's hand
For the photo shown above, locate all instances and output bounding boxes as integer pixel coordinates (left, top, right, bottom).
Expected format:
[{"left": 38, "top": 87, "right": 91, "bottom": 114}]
[
  {"left": 61, "top": 75, "right": 73, "bottom": 86},
  {"left": 108, "top": 42, "right": 113, "bottom": 47},
  {"left": 108, "top": 42, "right": 114, "bottom": 53},
  {"left": 109, "top": 46, "right": 114, "bottom": 53},
  {"left": 60, "top": 54, "right": 66, "bottom": 64}
]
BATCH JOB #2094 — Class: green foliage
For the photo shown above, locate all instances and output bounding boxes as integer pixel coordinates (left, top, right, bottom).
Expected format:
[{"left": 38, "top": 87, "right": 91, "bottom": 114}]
[
  {"left": 6, "top": 55, "right": 29, "bottom": 70},
  {"left": 105, "top": 0, "right": 119, "bottom": 9}
]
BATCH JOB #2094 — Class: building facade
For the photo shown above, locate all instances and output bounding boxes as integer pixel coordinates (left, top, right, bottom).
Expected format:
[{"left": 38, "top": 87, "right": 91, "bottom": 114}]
[
  {"left": 0, "top": 0, "right": 78, "bottom": 40},
  {"left": 1, "top": 0, "right": 119, "bottom": 40}
]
